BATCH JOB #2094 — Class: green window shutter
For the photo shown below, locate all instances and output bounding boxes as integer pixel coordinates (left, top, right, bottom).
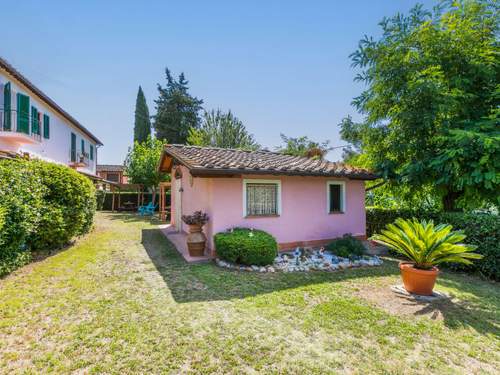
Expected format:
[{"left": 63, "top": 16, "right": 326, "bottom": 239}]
[
  {"left": 43, "top": 114, "right": 50, "bottom": 139},
  {"left": 71, "top": 133, "right": 76, "bottom": 162},
  {"left": 90, "top": 145, "right": 94, "bottom": 160},
  {"left": 3, "top": 82, "right": 11, "bottom": 130},
  {"left": 81, "top": 139, "right": 85, "bottom": 154},
  {"left": 16, "top": 93, "right": 30, "bottom": 134},
  {"left": 31, "top": 106, "right": 40, "bottom": 135}
]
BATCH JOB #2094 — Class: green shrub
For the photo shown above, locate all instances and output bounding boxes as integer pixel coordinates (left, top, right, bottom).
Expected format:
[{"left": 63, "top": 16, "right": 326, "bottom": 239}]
[
  {"left": 0, "top": 158, "right": 96, "bottom": 276},
  {"left": 214, "top": 228, "right": 278, "bottom": 266},
  {"left": 367, "top": 208, "right": 500, "bottom": 280},
  {"left": 28, "top": 160, "right": 96, "bottom": 250},
  {"left": 0, "top": 159, "right": 44, "bottom": 276},
  {"left": 326, "top": 234, "right": 366, "bottom": 258}
]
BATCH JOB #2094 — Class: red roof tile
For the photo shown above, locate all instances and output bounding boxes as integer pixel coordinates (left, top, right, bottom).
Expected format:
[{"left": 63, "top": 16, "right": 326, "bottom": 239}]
[{"left": 162, "top": 145, "right": 377, "bottom": 180}]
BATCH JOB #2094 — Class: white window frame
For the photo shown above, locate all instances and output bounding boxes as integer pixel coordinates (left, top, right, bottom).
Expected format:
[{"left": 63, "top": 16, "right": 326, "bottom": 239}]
[
  {"left": 242, "top": 179, "right": 282, "bottom": 217},
  {"left": 326, "top": 180, "right": 346, "bottom": 213}
]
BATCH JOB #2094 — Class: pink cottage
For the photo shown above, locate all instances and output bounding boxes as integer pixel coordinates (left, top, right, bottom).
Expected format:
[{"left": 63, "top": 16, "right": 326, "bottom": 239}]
[{"left": 158, "top": 145, "right": 377, "bottom": 256}]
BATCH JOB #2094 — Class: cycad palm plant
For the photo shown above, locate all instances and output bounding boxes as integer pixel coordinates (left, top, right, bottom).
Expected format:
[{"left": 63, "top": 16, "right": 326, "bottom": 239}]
[{"left": 370, "top": 218, "right": 482, "bottom": 270}]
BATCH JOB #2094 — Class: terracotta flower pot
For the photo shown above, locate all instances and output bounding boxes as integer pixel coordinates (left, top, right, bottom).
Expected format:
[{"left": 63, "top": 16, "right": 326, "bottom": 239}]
[
  {"left": 399, "top": 262, "right": 439, "bottom": 296},
  {"left": 186, "top": 224, "right": 206, "bottom": 257}
]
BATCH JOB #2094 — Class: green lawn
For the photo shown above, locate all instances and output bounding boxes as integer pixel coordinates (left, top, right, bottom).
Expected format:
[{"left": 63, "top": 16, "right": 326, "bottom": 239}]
[{"left": 0, "top": 213, "right": 498, "bottom": 374}]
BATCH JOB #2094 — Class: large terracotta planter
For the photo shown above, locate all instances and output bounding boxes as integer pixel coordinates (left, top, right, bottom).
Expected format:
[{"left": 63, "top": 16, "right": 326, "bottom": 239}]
[
  {"left": 399, "top": 262, "right": 439, "bottom": 296},
  {"left": 186, "top": 224, "right": 206, "bottom": 257}
]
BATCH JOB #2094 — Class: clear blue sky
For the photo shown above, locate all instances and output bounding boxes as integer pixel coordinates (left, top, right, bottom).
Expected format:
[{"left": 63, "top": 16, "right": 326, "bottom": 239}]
[{"left": 3, "top": 0, "right": 435, "bottom": 164}]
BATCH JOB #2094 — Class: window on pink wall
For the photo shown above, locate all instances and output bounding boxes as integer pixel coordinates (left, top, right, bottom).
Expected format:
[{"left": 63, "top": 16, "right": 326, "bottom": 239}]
[
  {"left": 243, "top": 179, "right": 281, "bottom": 217},
  {"left": 327, "top": 181, "right": 346, "bottom": 213}
]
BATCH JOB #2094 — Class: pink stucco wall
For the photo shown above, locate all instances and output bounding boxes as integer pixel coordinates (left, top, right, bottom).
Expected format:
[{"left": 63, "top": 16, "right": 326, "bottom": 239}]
[
  {"left": 171, "top": 166, "right": 214, "bottom": 236},
  {"left": 171, "top": 166, "right": 367, "bottom": 252}
]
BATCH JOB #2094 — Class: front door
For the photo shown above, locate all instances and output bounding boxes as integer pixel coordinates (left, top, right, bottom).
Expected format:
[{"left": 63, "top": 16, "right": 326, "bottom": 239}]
[{"left": 174, "top": 178, "right": 182, "bottom": 232}]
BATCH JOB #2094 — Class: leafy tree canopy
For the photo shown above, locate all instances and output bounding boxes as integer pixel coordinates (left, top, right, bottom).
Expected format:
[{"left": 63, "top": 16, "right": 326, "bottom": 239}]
[
  {"left": 134, "top": 86, "right": 151, "bottom": 144},
  {"left": 153, "top": 68, "right": 203, "bottom": 144},
  {"left": 125, "top": 136, "right": 168, "bottom": 201},
  {"left": 187, "top": 109, "right": 260, "bottom": 150},
  {"left": 340, "top": 0, "right": 499, "bottom": 211},
  {"left": 275, "top": 134, "right": 332, "bottom": 159}
]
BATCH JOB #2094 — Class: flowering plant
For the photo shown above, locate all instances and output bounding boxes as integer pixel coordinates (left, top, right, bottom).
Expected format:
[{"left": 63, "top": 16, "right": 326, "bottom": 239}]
[{"left": 182, "top": 211, "right": 209, "bottom": 226}]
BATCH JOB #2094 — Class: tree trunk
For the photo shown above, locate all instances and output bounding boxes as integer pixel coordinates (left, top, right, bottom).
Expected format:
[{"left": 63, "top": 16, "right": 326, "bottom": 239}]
[
  {"left": 151, "top": 189, "right": 156, "bottom": 205},
  {"left": 442, "top": 190, "right": 463, "bottom": 212}
]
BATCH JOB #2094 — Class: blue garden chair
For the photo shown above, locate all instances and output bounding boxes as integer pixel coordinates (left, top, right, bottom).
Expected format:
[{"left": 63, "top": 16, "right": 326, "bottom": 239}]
[{"left": 138, "top": 202, "right": 157, "bottom": 216}]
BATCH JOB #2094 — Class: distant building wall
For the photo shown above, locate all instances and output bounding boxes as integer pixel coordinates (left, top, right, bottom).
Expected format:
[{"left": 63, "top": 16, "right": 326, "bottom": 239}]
[{"left": 0, "top": 69, "right": 98, "bottom": 175}]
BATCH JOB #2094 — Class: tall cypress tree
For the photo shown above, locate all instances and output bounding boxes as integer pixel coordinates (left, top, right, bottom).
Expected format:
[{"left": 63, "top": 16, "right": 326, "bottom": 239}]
[
  {"left": 134, "top": 86, "right": 151, "bottom": 143},
  {"left": 153, "top": 68, "right": 203, "bottom": 143}
]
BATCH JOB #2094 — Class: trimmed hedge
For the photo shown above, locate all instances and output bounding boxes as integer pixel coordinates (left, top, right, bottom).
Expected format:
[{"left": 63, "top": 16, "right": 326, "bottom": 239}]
[
  {"left": 0, "top": 159, "right": 44, "bottom": 275},
  {"left": 0, "top": 158, "right": 96, "bottom": 276},
  {"left": 214, "top": 228, "right": 278, "bottom": 266},
  {"left": 326, "top": 234, "right": 366, "bottom": 258},
  {"left": 28, "top": 160, "right": 96, "bottom": 250},
  {"left": 367, "top": 208, "right": 500, "bottom": 280}
]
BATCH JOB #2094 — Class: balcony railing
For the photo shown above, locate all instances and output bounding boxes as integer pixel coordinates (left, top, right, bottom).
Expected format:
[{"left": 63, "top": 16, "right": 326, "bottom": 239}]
[
  {"left": 0, "top": 109, "right": 42, "bottom": 142},
  {"left": 70, "top": 151, "right": 90, "bottom": 167}
]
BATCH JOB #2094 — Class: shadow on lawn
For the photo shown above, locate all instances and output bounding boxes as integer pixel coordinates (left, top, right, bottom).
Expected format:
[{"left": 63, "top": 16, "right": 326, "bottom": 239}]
[
  {"left": 104, "top": 212, "right": 162, "bottom": 224},
  {"left": 141, "top": 226, "right": 500, "bottom": 337},
  {"left": 396, "top": 286, "right": 499, "bottom": 337},
  {"left": 141, "top": 227, "right": 398, "bottom": 302}
]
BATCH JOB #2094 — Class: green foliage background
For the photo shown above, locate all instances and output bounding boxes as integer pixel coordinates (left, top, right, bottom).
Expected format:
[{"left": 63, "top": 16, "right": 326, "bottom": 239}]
[
  {"left": 187, "top": 109, "right": 259, "bottom": 150},
  {"left": 153, "top": 68, "right": 203, "bottom": 144},
  {"left": 125, "top": 136, "right": 168, "bottom": 200},
  {"left": 134, "top": 86, "right": 151, "bottom": 143},
  {"left": 276, "top": 133, "right": 332, "bottom": 159},
  {"left": 340, "top": 0, "right": 499, "bottom": 210},
  {"left": 366, "top": 208, "right": 500, "bottom": 280}
]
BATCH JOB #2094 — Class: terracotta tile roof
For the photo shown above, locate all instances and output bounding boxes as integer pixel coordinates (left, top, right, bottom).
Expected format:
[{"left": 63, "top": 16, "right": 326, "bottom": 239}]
[
  {"left": 0, "top": 56, "right": 103, "bottom": 145},
  {"left": 97, "top": 164, "right": 125, "bottom": 172},
  {"left": 162, "top": 144, "right": 377, "bottom": 180}
]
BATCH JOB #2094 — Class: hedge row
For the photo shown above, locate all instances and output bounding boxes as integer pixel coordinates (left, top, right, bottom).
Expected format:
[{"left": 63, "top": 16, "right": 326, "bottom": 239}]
[
  {"left": 366, "top": 208, "right": 500, "bottom": 280},
  {"left": 0, "top": 158, "right": 96, "bottom": 276}
]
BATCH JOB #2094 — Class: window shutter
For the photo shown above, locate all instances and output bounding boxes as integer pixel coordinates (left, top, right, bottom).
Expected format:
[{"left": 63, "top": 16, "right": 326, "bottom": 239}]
[
  {"left": 31, "top": 106, "right": 39, "bottom": 135},
  {"left": 81, "top": 139, "right": 85, "bottom": 154},
  {"left": 90, "top": 145, "right": 94, "bottom": 160},
  {"left": 16, "top": 93, "right": 30, "bottom": 134},
  {"left": 71, "top": 133, "right": 76, "bottom": 162},
  {"left": 43, "top": 114, "right": 50, "bottom": 139},
  {"left": 3, "top": 82, "right": 11, "bottom": 130}
]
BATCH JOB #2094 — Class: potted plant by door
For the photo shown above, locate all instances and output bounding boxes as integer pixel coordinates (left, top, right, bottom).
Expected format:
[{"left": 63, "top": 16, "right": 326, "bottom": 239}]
[
  {"left": 182, "top": 211, "right": 209, "bottom": 257},
  {"left": 370, "top": 218, "right": 482, "bottom": 295}
]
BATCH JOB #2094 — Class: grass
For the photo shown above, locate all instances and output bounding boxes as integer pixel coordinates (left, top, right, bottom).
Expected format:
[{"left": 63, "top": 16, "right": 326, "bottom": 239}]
[{"left": 0, "top": 212, "right": 498, "bottom": 374}]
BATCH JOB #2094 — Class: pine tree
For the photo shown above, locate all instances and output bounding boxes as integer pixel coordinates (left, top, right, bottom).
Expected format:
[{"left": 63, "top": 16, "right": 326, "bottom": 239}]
[
  {"left": 153, "top": 68, "right": 203, "bottom": 143},
  {"left": 133, "top": 86, "right": 151, "bottom": 143}
]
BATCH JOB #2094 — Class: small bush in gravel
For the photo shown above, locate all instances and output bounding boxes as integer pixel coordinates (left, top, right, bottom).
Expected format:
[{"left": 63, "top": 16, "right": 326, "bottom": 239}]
[
  {"left": 326, "top": 234, "right": 366, "bottom": 258},
  {"left": 214, "top": 228, "right": 278, "bottom": 266}
]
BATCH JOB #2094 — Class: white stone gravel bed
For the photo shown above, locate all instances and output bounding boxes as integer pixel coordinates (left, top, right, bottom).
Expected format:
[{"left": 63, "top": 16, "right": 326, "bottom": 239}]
[{"left": 215, "top": 248, "right": 383, "bottom": 273}]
